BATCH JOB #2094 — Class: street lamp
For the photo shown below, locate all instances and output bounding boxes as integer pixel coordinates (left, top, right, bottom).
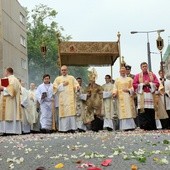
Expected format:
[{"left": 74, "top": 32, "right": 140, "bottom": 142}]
[
  {"left": 156, "top": 31, "right": 166, "bottom": 108},
  {"left": 40, "top": 43, "right": 47, "bottom": 74},
  {"left": 156, "top": 30, "right": 164, "bottom": 69},
  {"left": 131, "top": 29, "right": 165, "bottom": 71}
]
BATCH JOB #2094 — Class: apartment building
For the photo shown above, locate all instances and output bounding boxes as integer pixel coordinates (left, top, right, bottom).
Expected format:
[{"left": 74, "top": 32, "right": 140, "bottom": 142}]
[{"left": 0, "top": 0, "right": 28, "bottom": 86}]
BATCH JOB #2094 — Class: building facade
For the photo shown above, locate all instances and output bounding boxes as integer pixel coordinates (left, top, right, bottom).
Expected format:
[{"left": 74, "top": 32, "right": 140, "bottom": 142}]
[{"left": 0, "top": 0, "right": 28, "bottom": 86}]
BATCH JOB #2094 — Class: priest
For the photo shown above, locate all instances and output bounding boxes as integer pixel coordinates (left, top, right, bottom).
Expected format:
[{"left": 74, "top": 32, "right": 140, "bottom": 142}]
[
  {"left": 53, "top": 65, "right": 79, "bottom": 133},
  {"left": 0, "top": 67, "right": 22, "bottom": 135}
]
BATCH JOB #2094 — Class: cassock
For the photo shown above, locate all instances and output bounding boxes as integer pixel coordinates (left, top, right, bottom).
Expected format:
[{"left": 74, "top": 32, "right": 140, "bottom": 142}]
[
  {"left": 53, "top": 75, "right": 79, "bottom": 132},
  {"left": 133, "top": 72, "right": 159, "bottom": 130},
  {"left": 0, "top": 75, "right": 22, "bottom": 134},
  {"left": 113, "top": 76, "right": 136, "bottom": 130},
  {"left": 36, "top": 83, "right": 53, "bottom": 130}
]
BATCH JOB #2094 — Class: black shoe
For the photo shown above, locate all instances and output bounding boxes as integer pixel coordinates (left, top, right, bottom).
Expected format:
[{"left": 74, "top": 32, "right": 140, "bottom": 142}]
[
  {"left": 1, "top": 133, "right": 7, "bottom": 136},
  {"left": 30, "top": 130, "right": 41, "bottom": 134},
  {"left": 66, "top": 130, "right": 75, "bottom": 133},
  {"left": 70, "top": 130, "right": 75, "bottom": 133},
  {"left": 40, "top": 128, "right": 46, "bottom": 133},
  {"left": 45, "top": 129, "right": 52, "bottom": 133},
  {"left": 40, "top": 128, "right": 52, "bottom": 133},
  {"left": 78, "top": 128, "right": 86, "bottom": 133},
  {"left": 106, "top": 127, "right": 113, "bottom": 131},
  {"left": 124, "top": 129, "right": 135, "bottom": 131}
]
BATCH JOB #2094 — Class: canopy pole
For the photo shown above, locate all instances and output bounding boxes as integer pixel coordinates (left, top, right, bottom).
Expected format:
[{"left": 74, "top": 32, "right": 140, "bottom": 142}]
[
  {"left": 56, "top": 33, "right": 62, "bottom": 75},
  {"left": 117, "top": 32, "right": 121, "bottom": 68}
]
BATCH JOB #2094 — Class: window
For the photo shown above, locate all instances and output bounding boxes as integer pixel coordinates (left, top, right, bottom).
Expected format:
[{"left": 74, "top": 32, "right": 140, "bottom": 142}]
[
  {"left": 20, "top": 12, "right": 25, "bottom": 25},
  {"left": 21, "top": 58, "right": 27, "bottom": 69},
  {"left": 20, "top": 35, "right": 26, "bottom": 47}
]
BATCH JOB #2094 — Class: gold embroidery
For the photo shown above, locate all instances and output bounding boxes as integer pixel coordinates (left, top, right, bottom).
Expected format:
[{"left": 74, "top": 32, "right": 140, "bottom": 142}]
[{"left": 2, "top": 96, "right": 6, "bottom": 120}]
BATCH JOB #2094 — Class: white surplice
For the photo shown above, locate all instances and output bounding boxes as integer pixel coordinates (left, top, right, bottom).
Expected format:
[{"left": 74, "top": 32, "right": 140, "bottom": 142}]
[
  {"left": 36, "top": 83, "right": 53, "bottom": 130},
  {"left": 20, "top": 86, "right": 31, "bottom": 133}
]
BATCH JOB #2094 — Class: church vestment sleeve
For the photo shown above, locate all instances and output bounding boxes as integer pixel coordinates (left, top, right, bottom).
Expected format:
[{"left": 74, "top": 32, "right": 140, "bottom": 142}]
[
  {"left": 53, "top": 77, "right": 65, "bottom": 94},
  {"left": 164, "top": 81, "right": 170, "bottom": 97},
  {"left": 21, "top": 91, "right": 29, "bottom": 108},
  {"left": 129, "top": 89, "right": 134, "bottom": 96},
  {"left": 53, "top": 78, "right": 59, "bottom": 94},
  {"left": 57, "top": 83, "right": 64, "bottom": 92},
  {"left": 128, "top": 78, "right": 134, "bottom": 96},
  {"left": 112, "top": 80, "right": 118, "bottom": 96},
  {"left": 31, "top": 91, "right": 36, "bottom": 102},
  {"left": 103, "top": 91, "right": 112, "bottom": 99},
  {"left": 3, "top": 85, "right": 16, "bottom": 97},
  {"left": 165, "top": 90, "right": 170, "bottom": 97},
  {"left": 54, "top": 94, "right": 59, "bottom": 107},
  {"left": 137, "top": 83, "right": 144, "bottom": 94},
  {"left": 149, "top": 82, "right": 156, "bottom": 93},
  {"left": 3, "top": 87, "right": 10, "bottom": 96},
  {"left": 73, "top": 78, "right": 80, "bottom": 91},
  {"left": 36, "top": 87, "right": 44, "bottom": 104}
]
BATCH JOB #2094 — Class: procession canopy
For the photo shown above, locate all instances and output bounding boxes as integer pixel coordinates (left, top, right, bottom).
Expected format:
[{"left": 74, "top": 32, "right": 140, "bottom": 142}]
[{"left": 59, "top": 41, "right": 119, "bottom": 66}]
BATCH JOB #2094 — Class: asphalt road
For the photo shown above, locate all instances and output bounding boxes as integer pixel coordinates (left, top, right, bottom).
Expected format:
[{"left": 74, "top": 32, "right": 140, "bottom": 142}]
[{"left": 0, "top": 130, "right": 170, "bottom": 170}]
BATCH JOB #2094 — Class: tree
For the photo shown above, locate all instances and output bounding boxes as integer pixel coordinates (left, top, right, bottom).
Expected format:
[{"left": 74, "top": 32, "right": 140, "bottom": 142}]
[{"left": 26, "top": 4, "right": 88, "bottom": 86}]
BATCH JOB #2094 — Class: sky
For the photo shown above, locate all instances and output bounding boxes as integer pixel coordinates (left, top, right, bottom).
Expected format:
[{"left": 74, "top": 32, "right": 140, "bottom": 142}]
[{"left": 18, "top": 0, "right": 170, "bottom": 85}]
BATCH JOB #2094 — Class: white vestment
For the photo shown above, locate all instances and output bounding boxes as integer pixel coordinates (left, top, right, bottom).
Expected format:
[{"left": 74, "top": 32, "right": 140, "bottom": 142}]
[
  {"left": 53, "top": 75, "right": 79, "bottom": 132},
  {"left": 20, "top": 86, "right": 31, "bottom": 133},
  {"left": 0, "top": 75, "right": 22, "bottom": 134},
  {"left": 156, "top": 79, "right": 170, "bottom": 129},
  {"left": 160, "top": 79, "right": 170, "bottom": 110},
  {"left": 102, "top": 82, "right": 115, "bottom": 130},
  {"left": 114, "top": 76, "right": 136, "bottom": 130},
  {"left": 28, "top": 89, "right": 40, "bottom": 131},
  {"left": 76, "top": 87, "right": 87, "bottom": 131},
  {"left": 36, "top": 83, "right": 53, "bottom": 130}
]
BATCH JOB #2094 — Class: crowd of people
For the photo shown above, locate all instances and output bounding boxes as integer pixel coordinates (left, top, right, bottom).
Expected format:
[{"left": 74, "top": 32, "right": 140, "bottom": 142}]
[{"left": 0, "top": 62, "right": 170, "bottom": 135}]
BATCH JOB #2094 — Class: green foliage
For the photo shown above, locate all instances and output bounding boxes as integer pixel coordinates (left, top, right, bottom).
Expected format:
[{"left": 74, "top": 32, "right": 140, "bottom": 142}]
[
  {"left": 163, "top": 139, "right": 169, "bottom": 144},
  {"left": 26, "top": 4, "right": 88, "bottom": 86}
]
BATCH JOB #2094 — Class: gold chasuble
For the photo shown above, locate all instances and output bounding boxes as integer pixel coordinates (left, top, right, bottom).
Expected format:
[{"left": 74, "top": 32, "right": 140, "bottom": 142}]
[
  {"left": 113, "top": 77, "right": 136, "bottom": 119},
  {"left": 53, "top": 75, "right": 79, "bottom": 118},
  {"left": 0, "top": 75, "right": 21, "bottom": 121}
]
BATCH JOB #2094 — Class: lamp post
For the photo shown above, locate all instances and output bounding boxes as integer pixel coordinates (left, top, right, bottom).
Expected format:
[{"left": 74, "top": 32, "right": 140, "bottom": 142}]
[
  {"left": 131, "top": 29, "right": 165, "bottom": 71},
  {"left": 156, "top": 31, "right": 166, "bottom": 109},
  {"left": 41, "top": 43, "right": 47, "bottom": 74}
]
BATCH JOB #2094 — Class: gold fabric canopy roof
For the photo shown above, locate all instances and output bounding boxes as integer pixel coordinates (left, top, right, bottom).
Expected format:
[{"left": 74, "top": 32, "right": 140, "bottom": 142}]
[{"left": 59, "top": 41, "right": 120, "bottom": 66}]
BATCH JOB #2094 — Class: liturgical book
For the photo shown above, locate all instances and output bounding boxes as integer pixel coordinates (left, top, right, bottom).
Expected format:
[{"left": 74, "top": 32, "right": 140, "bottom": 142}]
[{"left": 1, "top": 78, "right": 9, "bottom": 87}]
